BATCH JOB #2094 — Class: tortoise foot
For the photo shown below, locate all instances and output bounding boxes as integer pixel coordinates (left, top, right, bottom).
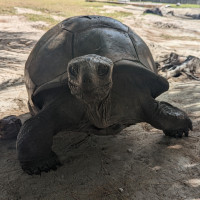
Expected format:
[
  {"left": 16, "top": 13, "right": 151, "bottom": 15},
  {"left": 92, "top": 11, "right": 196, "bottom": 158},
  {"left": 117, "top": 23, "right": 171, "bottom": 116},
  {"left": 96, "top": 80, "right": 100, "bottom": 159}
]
[
  {"left": 0, "top": 115, "right": 22, "bottom": 140},
  {"left": 20, "top": 151, "right": 62, "bottom": 175},
  {"left": 163, "top": 116, "right": 192, "bottom": 138},
  {"left": 163, "top": 129, "right": 190, "bottom": 138}
]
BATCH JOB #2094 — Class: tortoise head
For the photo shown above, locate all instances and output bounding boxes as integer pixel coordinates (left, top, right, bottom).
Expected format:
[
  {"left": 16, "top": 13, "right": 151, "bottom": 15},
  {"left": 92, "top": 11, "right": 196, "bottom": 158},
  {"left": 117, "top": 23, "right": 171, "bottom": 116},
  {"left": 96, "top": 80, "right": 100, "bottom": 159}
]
[{"left": 67, "top": 54, "right": 113, "bottom": 104}]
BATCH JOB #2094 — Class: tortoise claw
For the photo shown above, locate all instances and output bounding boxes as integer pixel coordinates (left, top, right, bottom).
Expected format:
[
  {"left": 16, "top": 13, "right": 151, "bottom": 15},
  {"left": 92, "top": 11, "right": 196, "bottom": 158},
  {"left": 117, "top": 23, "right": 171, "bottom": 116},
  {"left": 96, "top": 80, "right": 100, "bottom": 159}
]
[
  {"left": 163, "top": 129, "right": 189, "bottom": 138},
  {"left": 20, "top": 151, "right": 61, "bottom": 175},
  {"left": 163, "top": 114, "right": 192, "bottom": 138}
]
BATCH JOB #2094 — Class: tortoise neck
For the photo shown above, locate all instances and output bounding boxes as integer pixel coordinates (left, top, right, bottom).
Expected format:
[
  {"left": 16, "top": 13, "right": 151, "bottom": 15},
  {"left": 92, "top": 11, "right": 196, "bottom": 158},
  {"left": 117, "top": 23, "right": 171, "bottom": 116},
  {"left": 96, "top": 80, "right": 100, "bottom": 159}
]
[{"left": 85, "top": 93, "right": 111, "bottom": 129}]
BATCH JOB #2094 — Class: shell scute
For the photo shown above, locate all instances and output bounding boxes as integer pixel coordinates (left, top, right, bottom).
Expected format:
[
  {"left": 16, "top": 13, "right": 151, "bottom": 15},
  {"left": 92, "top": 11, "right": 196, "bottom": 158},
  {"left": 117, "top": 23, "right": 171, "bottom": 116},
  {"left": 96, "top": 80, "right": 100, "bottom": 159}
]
[{"left": 25, "top": 15, "right": 168, "bottom": 105}]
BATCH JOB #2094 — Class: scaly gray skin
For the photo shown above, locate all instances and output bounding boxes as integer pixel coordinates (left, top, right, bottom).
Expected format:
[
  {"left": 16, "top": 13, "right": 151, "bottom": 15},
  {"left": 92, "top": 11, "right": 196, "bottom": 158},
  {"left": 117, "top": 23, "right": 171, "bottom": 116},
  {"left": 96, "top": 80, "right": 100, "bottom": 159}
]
[{"left": 15, "top": 54, "right": 192, "bottom": 175}]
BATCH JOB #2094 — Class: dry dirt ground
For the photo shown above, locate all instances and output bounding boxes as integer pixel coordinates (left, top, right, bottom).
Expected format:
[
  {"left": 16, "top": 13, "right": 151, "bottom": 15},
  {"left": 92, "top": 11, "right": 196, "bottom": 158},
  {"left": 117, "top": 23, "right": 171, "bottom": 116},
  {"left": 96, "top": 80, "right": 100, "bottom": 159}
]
[{"left": 0, "top": 6, "right": 200, "bottom": 200}]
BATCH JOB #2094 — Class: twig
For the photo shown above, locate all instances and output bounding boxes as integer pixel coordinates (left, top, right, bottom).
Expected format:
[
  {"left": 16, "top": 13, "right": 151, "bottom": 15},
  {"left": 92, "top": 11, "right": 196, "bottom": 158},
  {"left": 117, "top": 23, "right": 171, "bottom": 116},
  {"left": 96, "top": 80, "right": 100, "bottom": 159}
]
[{"left": 182, "top": 71, "right": 200, "bottom": 81}]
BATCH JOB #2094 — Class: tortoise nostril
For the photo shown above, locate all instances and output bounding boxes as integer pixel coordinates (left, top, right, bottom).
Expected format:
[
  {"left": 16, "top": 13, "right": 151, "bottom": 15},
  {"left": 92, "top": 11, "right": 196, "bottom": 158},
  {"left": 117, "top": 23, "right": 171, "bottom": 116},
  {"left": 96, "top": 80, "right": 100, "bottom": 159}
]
[
  {"left": 82, "top": 75, "right": 92, "bottom": 84},
  {"left": 83, "top": 79, "right": 91, "bottom": 83}
]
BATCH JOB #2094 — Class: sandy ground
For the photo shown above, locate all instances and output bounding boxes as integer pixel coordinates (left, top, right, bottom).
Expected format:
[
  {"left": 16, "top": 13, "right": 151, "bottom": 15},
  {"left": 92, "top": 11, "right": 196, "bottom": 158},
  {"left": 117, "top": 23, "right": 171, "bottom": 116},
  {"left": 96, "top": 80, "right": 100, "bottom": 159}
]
[
  {"left": 102, "top": 5, "right": 200, "bottom": 60},
  {"left": 0, "top": 6, "right": 200, "bottom": 200}
]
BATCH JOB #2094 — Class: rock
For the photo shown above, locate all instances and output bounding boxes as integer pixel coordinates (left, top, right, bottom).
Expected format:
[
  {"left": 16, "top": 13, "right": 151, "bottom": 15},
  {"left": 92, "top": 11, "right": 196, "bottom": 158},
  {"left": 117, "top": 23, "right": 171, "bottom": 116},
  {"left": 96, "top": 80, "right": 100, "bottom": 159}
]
[
  {"left": 144, "top": 8, "right": 163, "bottom": 16},
  {"left": 166, "top": 11, "right": 174, "bottom": 16},
  {"left": 127, "top": 148, "right": 133, "bottom": 153},
  {"left": 0, "top": 115, "right": 22, "bottom": 140},
  {"left": 118, "top": 188, "right": 124, "bottom": 193},
  {"left": 185, "top": 13, "right": 200, "bottom": 20}
]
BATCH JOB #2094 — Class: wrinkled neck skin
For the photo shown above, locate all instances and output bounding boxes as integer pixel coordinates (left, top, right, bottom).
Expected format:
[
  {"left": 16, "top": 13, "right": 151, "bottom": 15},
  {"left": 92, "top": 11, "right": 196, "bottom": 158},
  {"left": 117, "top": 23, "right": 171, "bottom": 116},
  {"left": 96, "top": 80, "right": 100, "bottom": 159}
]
[
  {"left": 71, "top": 84, "right": 112, "bottom": 129},
  {"left": 85, "top": 92, "right": 111, "bottom": 129}
]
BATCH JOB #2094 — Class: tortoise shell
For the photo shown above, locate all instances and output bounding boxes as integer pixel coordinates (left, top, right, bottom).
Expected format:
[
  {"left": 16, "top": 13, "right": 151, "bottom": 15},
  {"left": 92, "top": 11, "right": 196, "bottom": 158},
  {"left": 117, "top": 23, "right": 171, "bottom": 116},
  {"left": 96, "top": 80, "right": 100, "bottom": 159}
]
[{"left": 25, "top": 15, "right": 168, "bottom": 104}]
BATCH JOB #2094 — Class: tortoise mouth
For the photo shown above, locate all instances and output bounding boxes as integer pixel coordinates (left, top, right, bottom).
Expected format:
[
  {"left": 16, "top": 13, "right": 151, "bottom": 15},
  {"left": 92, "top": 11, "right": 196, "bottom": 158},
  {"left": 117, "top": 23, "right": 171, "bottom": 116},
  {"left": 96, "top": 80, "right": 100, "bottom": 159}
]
[
  {"left": 68, "top": 81, "right": 79, "bottom": 91},
  {"left": 68, "top": 80, "right": 112, "bottom": 103},
  {"left": 68, "top": 80, "right": 96, "bottom": 93},
  {"left": 68, "top": 80, "right": 112, "bottom": 91}
]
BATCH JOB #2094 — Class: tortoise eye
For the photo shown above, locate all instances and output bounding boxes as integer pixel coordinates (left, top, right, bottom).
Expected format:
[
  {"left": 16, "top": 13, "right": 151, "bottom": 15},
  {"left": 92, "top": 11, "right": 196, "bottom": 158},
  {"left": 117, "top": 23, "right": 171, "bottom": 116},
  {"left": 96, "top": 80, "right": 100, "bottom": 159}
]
[
  {"left": 97, "top": 65, "right": 109, "bottom": 76},
  {"left": 69, "top": 65, "right": 79, "bottom": 76}
]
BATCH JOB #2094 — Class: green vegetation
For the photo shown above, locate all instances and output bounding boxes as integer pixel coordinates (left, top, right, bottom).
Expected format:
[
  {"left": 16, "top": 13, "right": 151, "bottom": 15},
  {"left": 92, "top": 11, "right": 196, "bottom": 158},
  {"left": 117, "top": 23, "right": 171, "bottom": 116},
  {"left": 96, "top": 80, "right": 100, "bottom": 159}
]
[
  {"left": 0, "top": 0, "right": 103, "bottom": 16},
  {"left": 167, "top": 3, "right": 200, "bottom": 8},
  {"left": 24, "top": 13, "right": 58, "bottom": 25},
  {"left": 160, "top": 34, "right": 200, "bottom": 41},
  {"left": 130, "top": 1, "right": 200, "bottom": 8},
  {"left": 1, "top": 0, "right": 198, "bottom": 29},
  {"left": 102, "top": 11, "right": 133, "bottom": 19},
  {"left": 0, "top": 7, "right": 16, "bottom": 15},
  {"left": 0, "top": 0, "right": 133, "bottom": 28}
]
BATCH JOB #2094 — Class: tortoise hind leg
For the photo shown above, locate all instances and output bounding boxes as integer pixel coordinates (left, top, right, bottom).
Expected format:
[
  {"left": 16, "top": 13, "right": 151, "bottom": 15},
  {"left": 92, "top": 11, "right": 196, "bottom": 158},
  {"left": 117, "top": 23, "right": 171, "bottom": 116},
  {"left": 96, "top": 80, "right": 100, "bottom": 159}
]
[{"left": 144, "top": 100, "right": 192, "bottom": 138}]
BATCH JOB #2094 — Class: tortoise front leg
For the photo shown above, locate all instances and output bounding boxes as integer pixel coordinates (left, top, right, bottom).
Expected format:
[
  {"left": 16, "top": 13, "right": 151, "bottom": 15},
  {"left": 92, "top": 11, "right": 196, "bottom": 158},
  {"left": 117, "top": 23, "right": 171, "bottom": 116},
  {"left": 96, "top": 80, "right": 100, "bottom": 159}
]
[
  {"left": 144, "top": 100, "right": 192, "bottom": 138},
  {"left": 17, "top": 108, "right": 61, "bottom": 175}
]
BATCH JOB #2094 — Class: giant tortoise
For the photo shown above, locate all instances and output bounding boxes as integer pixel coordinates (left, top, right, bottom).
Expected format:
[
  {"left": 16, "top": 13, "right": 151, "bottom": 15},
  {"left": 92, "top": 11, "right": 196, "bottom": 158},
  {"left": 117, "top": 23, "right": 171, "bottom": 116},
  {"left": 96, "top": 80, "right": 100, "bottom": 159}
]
[{"left": 2, "top": 16, "right": 193, "bottom": 175}]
